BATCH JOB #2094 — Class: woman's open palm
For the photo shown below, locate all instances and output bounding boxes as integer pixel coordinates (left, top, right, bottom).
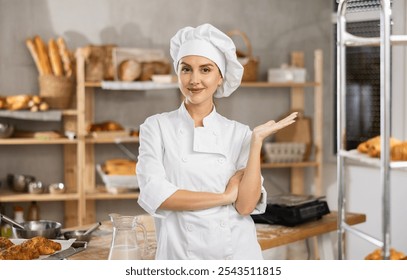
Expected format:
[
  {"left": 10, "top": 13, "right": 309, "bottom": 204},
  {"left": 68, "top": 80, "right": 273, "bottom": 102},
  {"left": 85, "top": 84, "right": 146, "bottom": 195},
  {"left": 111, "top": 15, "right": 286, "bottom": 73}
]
[{"left": 252, "top": 112, "right": 298, "bottom": 142}]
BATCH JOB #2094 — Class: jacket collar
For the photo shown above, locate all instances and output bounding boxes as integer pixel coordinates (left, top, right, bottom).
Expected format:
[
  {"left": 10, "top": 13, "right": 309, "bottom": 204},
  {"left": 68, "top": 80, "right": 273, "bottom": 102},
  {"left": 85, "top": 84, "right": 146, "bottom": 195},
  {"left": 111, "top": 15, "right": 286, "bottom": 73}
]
[{"left": 178, "top": 102, "right": 226, "bottom": 157}]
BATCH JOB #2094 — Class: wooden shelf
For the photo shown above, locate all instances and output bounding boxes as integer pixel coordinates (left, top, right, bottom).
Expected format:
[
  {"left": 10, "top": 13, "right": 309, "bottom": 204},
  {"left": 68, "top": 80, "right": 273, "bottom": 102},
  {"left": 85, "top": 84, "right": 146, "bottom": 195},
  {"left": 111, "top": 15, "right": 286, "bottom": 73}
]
[
  {"left": 85, "top": 136, "right": 139, "bottom": 144},
  {"left": 261, "top": 161, "right": 319, "bottom": 169},
  {"left": 85, "top": 189, "right": 139, "bottom": 200},
  {"left": 0, "top": 138, "right": 77, "bottom": 145},
  {"left": 0, "top": 191, "right": 80, "bottom": 202},
  {"left": 241, "top": 81, "right": 320, "bottom": 88}
]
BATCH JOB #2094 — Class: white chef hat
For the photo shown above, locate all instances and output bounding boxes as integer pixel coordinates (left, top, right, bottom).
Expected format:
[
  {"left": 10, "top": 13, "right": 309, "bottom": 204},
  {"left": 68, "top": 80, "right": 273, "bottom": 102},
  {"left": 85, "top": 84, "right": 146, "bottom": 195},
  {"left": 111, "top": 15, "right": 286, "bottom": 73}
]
[{"left": 170, "top": 23, "right": 244, "bottom": 98}]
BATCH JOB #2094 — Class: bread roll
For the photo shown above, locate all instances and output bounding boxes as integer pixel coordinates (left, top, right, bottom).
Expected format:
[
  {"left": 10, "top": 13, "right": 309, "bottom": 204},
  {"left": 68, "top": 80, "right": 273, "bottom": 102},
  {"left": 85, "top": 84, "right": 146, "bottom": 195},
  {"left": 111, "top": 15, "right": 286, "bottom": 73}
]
[
  {"left": 48, "top": 38, "right": 64, "bottom": 76},
  {"left": 25, "top": 38, "right": 44, "bottom": 75},
  {"left": 34, "top": 35, "right": 52, "bottom": 75}
]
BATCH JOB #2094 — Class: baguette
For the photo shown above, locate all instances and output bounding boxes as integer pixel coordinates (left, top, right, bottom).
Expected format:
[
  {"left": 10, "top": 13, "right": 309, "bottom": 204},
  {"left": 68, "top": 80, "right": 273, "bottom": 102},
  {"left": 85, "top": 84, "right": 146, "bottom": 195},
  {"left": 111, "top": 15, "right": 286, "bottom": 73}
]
[
  {"left": 48, "top": 38, "right": 64, "bottom": 76},
  {"left": 56, "top": 37, "right": 73, "bottom": 77},
  {"left": 34, "top": 35, "right": 52, "bottom": 75},
  {"left": 25, "top": 38, "right": 44, "bottom": 75}
]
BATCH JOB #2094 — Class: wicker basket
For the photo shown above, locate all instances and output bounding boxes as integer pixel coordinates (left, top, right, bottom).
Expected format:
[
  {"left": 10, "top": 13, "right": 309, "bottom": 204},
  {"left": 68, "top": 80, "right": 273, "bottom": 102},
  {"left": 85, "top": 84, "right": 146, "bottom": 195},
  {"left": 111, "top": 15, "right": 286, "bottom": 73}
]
[
  {"left": 39, "top": 75, "right": 74, "bottom": 109},
  {"left": 263, "top": 142, "right": 306, "bottom": 163},
  {"left": 227, "top": 29, "right": 259, "bottom": 82}
]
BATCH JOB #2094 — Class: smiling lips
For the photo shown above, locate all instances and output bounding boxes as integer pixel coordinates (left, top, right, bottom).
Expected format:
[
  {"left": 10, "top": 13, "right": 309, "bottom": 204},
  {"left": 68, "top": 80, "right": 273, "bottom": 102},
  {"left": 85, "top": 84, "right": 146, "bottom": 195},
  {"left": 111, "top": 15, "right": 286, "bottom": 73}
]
[{"left": 188, "top": 87, "right": 205, "bottom": 94}]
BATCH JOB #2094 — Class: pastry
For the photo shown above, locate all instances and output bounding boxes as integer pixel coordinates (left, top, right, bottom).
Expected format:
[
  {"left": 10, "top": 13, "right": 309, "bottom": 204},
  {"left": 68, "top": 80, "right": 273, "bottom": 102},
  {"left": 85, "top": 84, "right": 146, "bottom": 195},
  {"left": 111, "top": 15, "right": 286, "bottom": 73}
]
[
  {"left": 357, "top": 136, "right": 402, "bottom": 158},
  {"left": 367, "top": 137, "right": 401, "bottom": 158},
  {"left": 365, "top": 248, "right": 406, "bottom": 260},
  {"left": 391, "top": 141, "right": 407, "bottom": 161}
]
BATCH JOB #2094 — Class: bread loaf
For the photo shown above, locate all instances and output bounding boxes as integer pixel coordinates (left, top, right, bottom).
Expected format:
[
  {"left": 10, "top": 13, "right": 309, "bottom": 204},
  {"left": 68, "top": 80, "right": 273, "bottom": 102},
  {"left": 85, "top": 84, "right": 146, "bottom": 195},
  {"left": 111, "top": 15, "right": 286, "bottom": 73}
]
[
  {"left": 56, "top": 37, "right": 73, "bottom": 77},
  {"left": 103, "top": 158, "right": 137, "bottom": 175},
  {"left": 48, "top": 38, "right": 64, "bottom": 76},
  {"left": 25, "top": 38, "right": 44, "bottom": 75},
  {"left": 34, "top": 35, "right": 52, "bottom": 75},
  {"left": 118, "top": 59, "right": 142, "bottom": 81},
  {"left": 87, "top": 121, "right": 124, "bottom": 132}
]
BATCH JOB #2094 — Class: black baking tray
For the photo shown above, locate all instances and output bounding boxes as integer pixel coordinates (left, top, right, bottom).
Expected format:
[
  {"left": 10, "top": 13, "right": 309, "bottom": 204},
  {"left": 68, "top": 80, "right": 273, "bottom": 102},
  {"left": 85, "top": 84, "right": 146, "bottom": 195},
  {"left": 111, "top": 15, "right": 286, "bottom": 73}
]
[{"left": 251, "top": 194, "right": 330, "bottom": 227}]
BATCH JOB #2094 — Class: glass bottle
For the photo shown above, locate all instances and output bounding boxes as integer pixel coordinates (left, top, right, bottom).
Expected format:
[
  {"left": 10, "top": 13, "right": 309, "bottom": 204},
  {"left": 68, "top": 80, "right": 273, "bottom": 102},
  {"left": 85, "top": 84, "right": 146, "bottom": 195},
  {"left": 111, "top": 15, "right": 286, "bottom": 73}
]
[
  {"left": 28, "top": 201, "right": 40, "bottom": 221},
  {"left": 13, "top": 206, "right": 25, "bottom": 223}
]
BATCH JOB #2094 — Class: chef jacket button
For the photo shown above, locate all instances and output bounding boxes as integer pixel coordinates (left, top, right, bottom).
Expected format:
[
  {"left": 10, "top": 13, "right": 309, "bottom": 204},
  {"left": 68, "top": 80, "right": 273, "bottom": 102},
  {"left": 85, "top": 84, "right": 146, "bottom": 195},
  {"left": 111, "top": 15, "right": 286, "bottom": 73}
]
[
  {"left": 220, "top": 220, "right": 226, "bottom": 227},
  {"left": 225, "top": 255, "right": 233, "bottom": 260},
  {"left": 186, "top": 224, "right": 193, "bottom": 232},
  {"left": 212, "top": 131, "right": 217, "bottom": 136},
  {"left": 179, "top": 128, "right": 184, "bottom": 134},
  {"left": 218, "top": 158, "right": 225, "bottom": 164},
  {"left": 182, "top": 156, "right": 188, "bottom": 162}
]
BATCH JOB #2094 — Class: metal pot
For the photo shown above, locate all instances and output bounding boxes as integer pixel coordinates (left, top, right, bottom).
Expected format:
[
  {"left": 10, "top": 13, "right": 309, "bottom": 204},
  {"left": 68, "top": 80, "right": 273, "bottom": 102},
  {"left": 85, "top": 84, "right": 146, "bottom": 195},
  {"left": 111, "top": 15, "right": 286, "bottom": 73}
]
[
  {"left": 7, "top": 174, "right": 36, "bottom": 193},
  {"left": 13, "top": 220, "right": 62, "bottom": 239}
]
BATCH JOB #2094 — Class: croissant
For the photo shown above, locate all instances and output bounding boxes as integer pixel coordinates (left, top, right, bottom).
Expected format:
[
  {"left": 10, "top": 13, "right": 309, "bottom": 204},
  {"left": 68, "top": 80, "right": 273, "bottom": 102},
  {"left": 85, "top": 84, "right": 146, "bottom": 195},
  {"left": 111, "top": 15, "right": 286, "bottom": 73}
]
[
  {"left": 367, "top": 137, "right": 402, "bottom": 158},
  {"left": 391, "top": 142, "right": 407, "bottom": 161},
  {"left": 357, "top": 136, "right": 380, "bottom": 154}
]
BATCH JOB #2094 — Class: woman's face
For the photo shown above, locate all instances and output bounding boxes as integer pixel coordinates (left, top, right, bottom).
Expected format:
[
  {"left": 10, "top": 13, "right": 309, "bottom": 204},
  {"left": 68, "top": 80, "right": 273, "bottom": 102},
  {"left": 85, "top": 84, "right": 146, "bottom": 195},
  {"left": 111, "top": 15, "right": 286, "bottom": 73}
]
[{"left": 178, "top": 55, "right": 223, "bottom": 107}]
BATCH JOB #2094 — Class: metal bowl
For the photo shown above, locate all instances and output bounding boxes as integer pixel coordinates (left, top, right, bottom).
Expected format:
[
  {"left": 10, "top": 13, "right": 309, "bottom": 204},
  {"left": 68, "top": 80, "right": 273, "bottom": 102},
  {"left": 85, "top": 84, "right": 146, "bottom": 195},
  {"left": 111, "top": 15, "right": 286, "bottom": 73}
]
[
  {"left": 63, "top": 230, "right": 92, "bottom": 242},
  {"left": 13, "top": 220, "right": 62, "bottom": 239},
  {"left": 0, "top": 123, "right": 14, "bottom": 138},
  {"left": 28, "top": 181, "right": 45, "bottom": 194},
  {"left": 48, "top": 183, "right": 66, "bottom": 194},
  {"left": 7, "top": 174, "right": 36, "bottom": 193}
]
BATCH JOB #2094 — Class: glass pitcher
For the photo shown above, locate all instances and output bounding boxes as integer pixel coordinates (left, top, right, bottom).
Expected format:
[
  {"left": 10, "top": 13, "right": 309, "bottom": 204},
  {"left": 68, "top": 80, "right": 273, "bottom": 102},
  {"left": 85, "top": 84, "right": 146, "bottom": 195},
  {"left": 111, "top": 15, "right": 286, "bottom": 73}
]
[{"left": 108, "top": 213, "right": 147, "bottom": 260}]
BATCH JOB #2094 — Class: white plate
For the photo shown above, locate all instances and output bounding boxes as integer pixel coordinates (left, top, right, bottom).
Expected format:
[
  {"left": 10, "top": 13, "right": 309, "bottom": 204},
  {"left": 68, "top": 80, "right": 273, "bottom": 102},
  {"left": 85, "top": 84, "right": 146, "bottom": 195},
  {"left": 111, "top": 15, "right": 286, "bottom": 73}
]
[{"left": 9, "top": 238, "right": 76, "bottom": 260}]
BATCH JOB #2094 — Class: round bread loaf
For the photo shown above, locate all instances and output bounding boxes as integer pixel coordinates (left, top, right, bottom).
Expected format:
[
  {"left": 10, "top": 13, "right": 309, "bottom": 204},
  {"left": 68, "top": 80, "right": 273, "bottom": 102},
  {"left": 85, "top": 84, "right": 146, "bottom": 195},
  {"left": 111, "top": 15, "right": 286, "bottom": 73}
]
[{"left": 118, "top": 59, "right": 142, "bottom": 81}]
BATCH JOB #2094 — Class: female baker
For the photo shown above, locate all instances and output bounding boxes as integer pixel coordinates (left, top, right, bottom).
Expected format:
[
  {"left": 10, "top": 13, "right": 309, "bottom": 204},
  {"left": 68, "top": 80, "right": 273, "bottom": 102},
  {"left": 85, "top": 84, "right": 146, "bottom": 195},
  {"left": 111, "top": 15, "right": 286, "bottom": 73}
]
[{"left": 137, "top": 23, "right": 297, "bottom": 260}]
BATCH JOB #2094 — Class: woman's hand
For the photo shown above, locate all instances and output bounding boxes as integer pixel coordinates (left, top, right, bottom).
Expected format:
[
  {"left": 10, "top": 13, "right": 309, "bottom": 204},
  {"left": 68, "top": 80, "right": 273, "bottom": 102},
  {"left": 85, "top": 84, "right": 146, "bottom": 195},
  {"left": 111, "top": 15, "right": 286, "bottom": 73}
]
[
  {"left": 252, "top": 112, "right": 298, "bottom": 144},
  {"left": 224, "top": 169, "right": 245, "bottom": 204}
]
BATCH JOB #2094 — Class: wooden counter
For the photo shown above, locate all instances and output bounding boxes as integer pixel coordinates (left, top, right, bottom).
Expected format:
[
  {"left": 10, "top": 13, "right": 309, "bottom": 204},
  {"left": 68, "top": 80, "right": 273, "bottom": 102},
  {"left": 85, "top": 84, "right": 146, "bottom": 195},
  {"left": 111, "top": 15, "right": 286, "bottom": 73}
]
[{"left": 67, "top": 211, "right": 365, "bottom": 260}]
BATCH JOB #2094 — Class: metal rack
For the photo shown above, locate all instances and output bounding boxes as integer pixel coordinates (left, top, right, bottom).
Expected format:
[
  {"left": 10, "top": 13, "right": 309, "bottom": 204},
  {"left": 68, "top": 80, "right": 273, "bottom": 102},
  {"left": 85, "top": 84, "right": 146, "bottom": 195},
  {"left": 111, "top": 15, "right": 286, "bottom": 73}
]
[{"left": 336, "top": 0, "right": 407, "bottom": 260}]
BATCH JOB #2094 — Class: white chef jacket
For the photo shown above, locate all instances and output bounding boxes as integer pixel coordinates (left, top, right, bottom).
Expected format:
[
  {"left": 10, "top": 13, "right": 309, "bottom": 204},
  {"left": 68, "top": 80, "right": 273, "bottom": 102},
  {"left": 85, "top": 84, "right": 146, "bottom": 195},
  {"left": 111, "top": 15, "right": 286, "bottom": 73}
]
[{"left": 137, "top": 102, "right": 267, "bottom": 260}]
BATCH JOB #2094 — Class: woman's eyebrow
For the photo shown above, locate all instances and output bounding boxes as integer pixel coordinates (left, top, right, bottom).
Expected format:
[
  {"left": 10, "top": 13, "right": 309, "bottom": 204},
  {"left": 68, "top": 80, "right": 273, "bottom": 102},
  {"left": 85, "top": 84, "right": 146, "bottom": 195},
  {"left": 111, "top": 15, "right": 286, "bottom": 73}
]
[{"left": 179, "top": 62, "right": 215, "bottom": 68}]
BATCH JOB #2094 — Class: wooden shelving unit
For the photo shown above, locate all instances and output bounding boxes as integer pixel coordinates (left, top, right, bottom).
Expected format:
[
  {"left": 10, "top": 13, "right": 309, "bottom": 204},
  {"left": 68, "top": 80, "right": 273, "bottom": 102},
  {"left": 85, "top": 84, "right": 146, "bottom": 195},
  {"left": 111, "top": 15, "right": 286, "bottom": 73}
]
[
  {"left": 0, "top": 48, "right": 323, "bottom": 227},
  {"left": 75, "top": 48, "right": 323, "bottom": 224}
]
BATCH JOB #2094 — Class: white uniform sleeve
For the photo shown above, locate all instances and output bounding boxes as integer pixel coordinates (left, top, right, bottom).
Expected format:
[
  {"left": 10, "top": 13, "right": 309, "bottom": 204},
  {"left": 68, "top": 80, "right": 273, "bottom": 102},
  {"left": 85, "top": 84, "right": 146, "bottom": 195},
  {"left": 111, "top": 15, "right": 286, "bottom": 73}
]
[
  {"left": 137, "top": 115, "right": 179, "bottom": 218},
  {"left": 236, "top": 126, "right": 267, "bottom": 215}
]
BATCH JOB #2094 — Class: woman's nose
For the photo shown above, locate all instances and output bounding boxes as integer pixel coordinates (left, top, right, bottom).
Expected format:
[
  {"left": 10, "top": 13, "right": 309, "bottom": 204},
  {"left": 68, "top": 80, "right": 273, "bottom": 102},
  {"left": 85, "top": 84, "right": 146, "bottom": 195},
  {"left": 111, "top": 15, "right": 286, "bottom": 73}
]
[{"left": 189, "top": 72, "right": 200, "bottom": 85}]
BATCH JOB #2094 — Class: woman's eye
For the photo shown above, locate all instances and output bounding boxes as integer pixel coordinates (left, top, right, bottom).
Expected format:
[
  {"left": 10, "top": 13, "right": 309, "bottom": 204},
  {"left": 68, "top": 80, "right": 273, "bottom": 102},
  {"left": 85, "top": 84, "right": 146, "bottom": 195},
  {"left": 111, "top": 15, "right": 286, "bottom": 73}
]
[
  {"left": 201, "top": 67, "right": 211, "bottom": 73},
  {"left": 181, "top": 67, "right": 191, "bottom": 73}
]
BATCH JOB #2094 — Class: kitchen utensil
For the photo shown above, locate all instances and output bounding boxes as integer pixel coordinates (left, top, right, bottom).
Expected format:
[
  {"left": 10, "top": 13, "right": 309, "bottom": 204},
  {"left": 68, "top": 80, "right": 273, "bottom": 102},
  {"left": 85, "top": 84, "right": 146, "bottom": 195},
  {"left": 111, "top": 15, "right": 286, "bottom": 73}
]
[
  {"left": 0, "top": 123, "right": 14, "bottom": 138},
  {"left": 83, "top": 221, "right": 101, "bottom": 235},
  {"left": 108, "top": 214, "right": 147, "bottom": 260},
  {"left": 7, "top": 174, "right": 36, "bottom": 193},
  {"left": 44, "top": 241, "right": 87, "bottom": 260},
  {"left": 48, "top": 182, "right": 66, "bottom": 194},
  {"left": 63, "top": 221, "right": 101, "bottom": 242},
  {"left": 0, "top": 213, "right": 25, "bottom": 230},
  {"left": 13, "top": 220, "right": 62, "bottom": 239},
  {"left": 28, "top": 181, "right": 44, "bottom": 194},
  {"left": 63, "top": 230, "right": 92, "bottom": 242}
]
